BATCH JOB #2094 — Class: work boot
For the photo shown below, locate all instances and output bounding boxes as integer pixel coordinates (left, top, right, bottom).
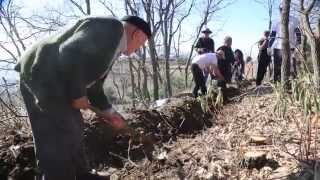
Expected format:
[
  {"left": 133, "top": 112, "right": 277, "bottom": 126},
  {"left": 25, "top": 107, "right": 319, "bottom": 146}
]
[{"left": 76, "top": 172, "right": 110, "bottom": 180}]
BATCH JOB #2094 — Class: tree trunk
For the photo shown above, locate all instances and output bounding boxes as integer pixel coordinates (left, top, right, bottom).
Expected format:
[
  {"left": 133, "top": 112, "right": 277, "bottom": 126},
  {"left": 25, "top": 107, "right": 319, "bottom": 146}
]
[
  {"left": 268, "top": 5, "right": 272, "bottom": 31},
  {"left": 184, "top": 44, "right": 194, "bottom": 88},
  {"left": 85, "top": 0, "right": 91, "bottom": 15},
  {"left": 310, "top": 37, "right": 320, "bottom": 88},
  {"left": 142, "top": 47, "right": 150, "bottom": 102},
  {"left": 129, "top": 58, "right": 136, "bottom": 109},
  {"left": 148, "top": 38, "right": 159, "bottom": 100},
  {"left": 300, "top": 34, "right": 307, "bottom": 62},
  {"left": 299, "top": 0, "right": 320, "bottom": 88},
  {"left": 280, "top": 0, "right": 291, "bottom": 90},
  {"left": 165, "top": 45, "right": 172, "bottom": 97}
]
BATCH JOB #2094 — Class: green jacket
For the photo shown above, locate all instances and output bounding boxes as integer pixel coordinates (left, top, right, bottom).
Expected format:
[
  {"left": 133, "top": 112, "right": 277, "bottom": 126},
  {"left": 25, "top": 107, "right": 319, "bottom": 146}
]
[{"left": 15, "top": 16, "right": 124, "bottom": 110}]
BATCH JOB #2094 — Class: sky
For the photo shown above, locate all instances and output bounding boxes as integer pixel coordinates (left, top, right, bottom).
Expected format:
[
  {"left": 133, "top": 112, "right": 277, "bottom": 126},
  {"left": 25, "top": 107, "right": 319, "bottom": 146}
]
[
  {"left": 0, "top": 0, "right": 283, "bottom": 81},
  {"left": 14, "top": 0, "right": 282, "bottom": 57},
  {"left": 206, "top": 0, "right": 281, "bottom": 58}
]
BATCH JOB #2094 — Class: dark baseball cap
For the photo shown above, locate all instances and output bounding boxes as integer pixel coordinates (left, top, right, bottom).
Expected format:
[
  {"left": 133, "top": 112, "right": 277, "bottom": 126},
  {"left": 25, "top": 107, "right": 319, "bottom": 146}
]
[{"left": 121, "top": 15, "right": 152, "bottom": 39}]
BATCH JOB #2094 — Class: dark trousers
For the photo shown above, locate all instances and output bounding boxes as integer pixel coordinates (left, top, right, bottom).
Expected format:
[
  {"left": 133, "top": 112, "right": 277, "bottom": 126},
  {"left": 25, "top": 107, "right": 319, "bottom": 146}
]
[
  {"left": 218, "top": 59, "right": 232, "bottom": 83},
  {"left": 273, "top": 49, "right": 282, "bottom": 82},
  {"left": 291, "top": 53, "right": 298, "bottom": 79},
  {"left": 273, "top": 49, "right": 297, "bottom": 82},
  {"left": 191, "top": 64, "right": 207, "bottom": 97},
  {"left": 256, "top": 51, "right": 271, "bottom": 85},
  {"left": 20, "top": 79, "right": 89, "bottom": 180}
]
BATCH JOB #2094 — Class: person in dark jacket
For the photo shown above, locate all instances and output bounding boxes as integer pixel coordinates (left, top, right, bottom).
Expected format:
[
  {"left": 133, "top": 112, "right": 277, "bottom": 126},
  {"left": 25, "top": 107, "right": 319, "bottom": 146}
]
[
  {"left": 233, "top": 49, "right": 245, "bottom": 81},
  {"left": 256, "top": 30, "right": 271, "bottom": 86},
  {"left": 15, "top": 16, "right": 151, "bottom": 180},
  {"left": 217, "top": 36, "right": 235, "bottom": 87},
  {"left": 195, "top": 28, "right": 215, "bottom": 54}
]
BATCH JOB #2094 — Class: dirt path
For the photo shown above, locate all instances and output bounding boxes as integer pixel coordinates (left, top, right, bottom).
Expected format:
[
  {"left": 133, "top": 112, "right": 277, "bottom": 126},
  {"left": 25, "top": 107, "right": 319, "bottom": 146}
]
[{"left": 102, "top": 85, "right": 316, "bottom": 180}]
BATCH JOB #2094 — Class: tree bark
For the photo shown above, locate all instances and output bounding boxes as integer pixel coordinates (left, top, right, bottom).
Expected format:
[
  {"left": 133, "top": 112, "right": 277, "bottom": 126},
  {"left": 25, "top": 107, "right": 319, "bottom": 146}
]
[
  {"left": 165, "top": 45, "right": 172, "bottom": 97},
  {"left": 310, "top": 37, "right": 320, "bottom": 88},
  {"left": 85, "top": 0, "right": 91, "bottom": 15},
  {"left": 280, "top": 0, "right": 291, "bottom": 90},
  {"left": 148, "top": 38, "right": 159, "bottom": 100},
  {"left": 129, "top": 58, "right": 136, "bottom": 108},
  {"left": 300, "top": 34, "right": 307, "bottom": 62},
  {"left": 142, "top": 47, "right": 150, "bottom": 101},
  {"left": 142, "top": 0, "right": 159, "bottom": 101},
  {"left": 299, "top": 0, "right": 320, "bottom": 88}
]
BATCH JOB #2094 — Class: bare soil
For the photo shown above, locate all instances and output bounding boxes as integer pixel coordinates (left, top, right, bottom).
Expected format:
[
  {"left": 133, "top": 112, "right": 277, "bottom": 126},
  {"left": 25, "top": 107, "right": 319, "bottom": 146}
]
[
  {"left": 1, "top": 81, "right": 318, "bottom": 180},
  {"left": 0, "top": 93, "right": 216, "bottom": 179}
]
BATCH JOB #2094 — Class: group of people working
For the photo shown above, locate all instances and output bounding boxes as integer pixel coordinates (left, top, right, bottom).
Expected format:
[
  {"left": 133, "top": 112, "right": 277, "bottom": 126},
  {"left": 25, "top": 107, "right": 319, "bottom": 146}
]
[
  {"left": 191, "top": 4, "right": 301, "bottom": 97},
  {"left": 191, "top": 28, "right": 245, "bottom": 97}
]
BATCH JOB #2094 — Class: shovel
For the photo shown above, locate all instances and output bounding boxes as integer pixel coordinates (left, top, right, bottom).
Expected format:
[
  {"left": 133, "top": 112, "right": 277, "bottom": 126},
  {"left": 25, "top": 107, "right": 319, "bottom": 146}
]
[{"left": 88, "top": 105, "right": 154, "bottom": 160}]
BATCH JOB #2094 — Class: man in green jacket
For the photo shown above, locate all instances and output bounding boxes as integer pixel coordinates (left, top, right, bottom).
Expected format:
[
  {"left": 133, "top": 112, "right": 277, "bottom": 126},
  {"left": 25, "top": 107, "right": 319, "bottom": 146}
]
[{"left": 15, "top": 15, "right": 151, "bottom": 180}]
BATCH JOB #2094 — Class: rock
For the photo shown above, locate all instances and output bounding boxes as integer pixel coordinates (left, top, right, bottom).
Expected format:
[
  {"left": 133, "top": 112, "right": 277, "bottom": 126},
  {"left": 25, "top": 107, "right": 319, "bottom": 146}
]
[
  {"left": 240, "top": 151, "right": 267, "bottom": 170},
  {"left": 156, "top": 151, "right": 168, "bottom": 161},
  {"left": 249, "top": 135, "right": 272, "bottom": 145}
]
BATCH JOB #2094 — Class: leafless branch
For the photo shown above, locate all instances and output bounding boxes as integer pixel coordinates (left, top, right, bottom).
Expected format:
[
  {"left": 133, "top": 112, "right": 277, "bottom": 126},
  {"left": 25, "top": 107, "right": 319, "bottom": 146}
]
[
  {"left": 99, "top": 0, "right": 117, "bottom": 17},
  {"left": 0, "top": 43, "right": 18, "bottom": 62},
  {"left": 0, "top": 96, "right": 27, "bottom": 118},
  {"left": 69, "top": 0, "right": 87, "bottom": 15}
]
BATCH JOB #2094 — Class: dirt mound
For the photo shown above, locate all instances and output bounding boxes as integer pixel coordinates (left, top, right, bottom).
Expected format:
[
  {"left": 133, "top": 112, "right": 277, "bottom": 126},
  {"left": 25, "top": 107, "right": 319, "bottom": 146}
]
[
  {"left": 1, "top": 96, "right": 213, "bottom": 179},
  {"left": 84, "top": 96, "right": 213, "bottom": 167}
]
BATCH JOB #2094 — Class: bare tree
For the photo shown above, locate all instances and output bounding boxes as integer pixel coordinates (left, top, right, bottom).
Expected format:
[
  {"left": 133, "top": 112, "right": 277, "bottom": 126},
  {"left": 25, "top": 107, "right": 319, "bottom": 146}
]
[
  {"left": 280, "top": 0, "right": 291, "bottom": 89},
  {"left": 0, "top": 0, "right": 69, "bottom": 70},
  {"left": 0, "top": 0, "right": 26, "bottom": 64},
  {"left": 299, "top": 0, "right": 320, "bottom": 88},
  {"left": 124, "top": 0, "right": 152, "bottom": 105},
  {"left": 69, "top": 0, "right": 91, "bottom": 15},
  {"left": 158, "top": 0, "right": 194, "bottom": 97},
  {"left": 141, "top": 0, "right": 162, "bottom": 100},
  {"left": 253, "top": 0, "right": 276, "bottom": 30},
  {"left": 99, "top": 0, "right": 117, "bottom": 16}
]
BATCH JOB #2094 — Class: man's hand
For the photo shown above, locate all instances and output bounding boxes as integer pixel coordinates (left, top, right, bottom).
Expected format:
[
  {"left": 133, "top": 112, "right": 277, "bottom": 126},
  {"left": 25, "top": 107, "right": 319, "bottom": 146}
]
[
  {"left": 101, "top": 109, "right": 126, "bottom": 130},
  {"left": 72, "top": 96, "right": 90, "bottom": 109}
]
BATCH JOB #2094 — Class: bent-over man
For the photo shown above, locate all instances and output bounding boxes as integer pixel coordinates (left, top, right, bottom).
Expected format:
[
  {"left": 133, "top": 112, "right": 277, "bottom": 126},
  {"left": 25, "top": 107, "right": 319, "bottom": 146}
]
[
  {"left": 15, "top": 16, "right": 151, "bottom": 180},
  {"left": 191, "top": 51, "right": 225, "bottom": 97}
]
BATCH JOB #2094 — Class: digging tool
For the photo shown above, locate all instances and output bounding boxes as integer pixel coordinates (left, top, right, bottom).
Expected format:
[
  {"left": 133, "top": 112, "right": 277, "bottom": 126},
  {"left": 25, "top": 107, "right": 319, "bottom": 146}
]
[{"left": 88, "top": 105, "right": 154, "bottom": 160}]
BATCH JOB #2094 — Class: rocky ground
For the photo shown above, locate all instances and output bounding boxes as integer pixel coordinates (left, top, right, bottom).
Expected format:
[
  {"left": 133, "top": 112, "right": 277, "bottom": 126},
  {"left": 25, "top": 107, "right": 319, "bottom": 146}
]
[{"left": 1, "top": 81, "right": 319, "bottom": 180}]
